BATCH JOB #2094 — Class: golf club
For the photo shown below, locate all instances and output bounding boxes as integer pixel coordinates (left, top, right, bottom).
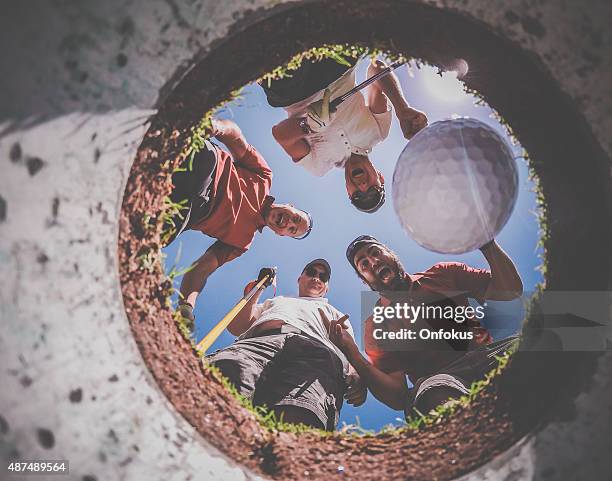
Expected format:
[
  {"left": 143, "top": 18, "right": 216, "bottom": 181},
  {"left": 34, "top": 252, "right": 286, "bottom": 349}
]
[
  {"left": 196, "top": 271, "right": 275, "bottom": 353},
  {"left": 329, "top": 59, "right": 406, "bottom": 110}
]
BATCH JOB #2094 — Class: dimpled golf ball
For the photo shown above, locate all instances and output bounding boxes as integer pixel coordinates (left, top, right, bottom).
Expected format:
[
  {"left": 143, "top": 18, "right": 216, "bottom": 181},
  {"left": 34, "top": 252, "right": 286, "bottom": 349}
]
[{"left": 392, "top": 118, "right": 518, "bottom": 254}]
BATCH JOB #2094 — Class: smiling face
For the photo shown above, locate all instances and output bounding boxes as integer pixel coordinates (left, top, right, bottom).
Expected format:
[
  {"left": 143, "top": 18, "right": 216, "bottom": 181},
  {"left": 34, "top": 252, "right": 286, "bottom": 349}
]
[
  {"left": 298, "top": 263, "right": 329, "bottom": 298},
  {"left": 265, "top": 204, "right": 310, "bottom": 238},
  {"left": 352, "top": 243, "right": 406, "bottom": 291},
  {"left": 345, "top": 154, "right": 384, "bottom": 202}
]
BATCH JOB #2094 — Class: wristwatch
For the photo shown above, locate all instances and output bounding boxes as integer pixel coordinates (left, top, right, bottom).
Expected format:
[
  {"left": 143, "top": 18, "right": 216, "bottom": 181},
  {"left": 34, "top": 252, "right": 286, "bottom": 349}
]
[{"left": 297, "top": 117, "right": 312, "bottom": 135}]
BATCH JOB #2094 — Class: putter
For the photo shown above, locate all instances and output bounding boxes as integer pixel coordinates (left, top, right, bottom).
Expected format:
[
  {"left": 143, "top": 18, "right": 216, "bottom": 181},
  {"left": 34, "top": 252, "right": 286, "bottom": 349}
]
[
  {"left": 329, "top": 59, "right": 406, "bottom": 110},
  {"left": 196, "top": 271, "right": 275, "bottom": 353}
]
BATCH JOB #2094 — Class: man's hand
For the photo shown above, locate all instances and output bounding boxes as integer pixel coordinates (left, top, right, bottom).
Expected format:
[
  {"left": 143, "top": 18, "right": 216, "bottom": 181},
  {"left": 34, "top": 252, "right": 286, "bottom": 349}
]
[
  {"left": 208, "top": 118, "right": 226, "bottom": 138},
  {"left": 319, "top": 309, "right": 359, "bottom": 357},
  {"left": 479, "top": 238, "right": 524, "bottom": 300},
  {"left": 306, "top": 88, "right": 334, "bottom": 132},
  {"left": 479, "top": 238, "right": 496, "bottom": 252},
  {"left": 473, "top": 325, "right": 493, "bottom": 345},
  {"left": 257, "top": 267, "right": 277, "bottom": 287},
  {"left": 207, "top": 118, "right": 248, "bottom": 160},
  {"left": 177, "top": 302, "right": 195, "bottom": 332},
  {"left": 243, "top": 280, "right": 258, "bottom": 296},
  {"left": 397, "top": 107, "right": 428, "bottom": 140},
  {"left": 345, "top": 372, "right": 367, "bottom": 407},
  {"left": 243, "top": 267, "right": 277, "bottom": 296}
]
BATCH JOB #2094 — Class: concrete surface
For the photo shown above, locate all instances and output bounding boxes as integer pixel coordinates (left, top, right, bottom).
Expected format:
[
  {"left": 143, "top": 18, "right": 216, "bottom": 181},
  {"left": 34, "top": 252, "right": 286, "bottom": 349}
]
[{"left": 0, "top": 1, "right": 610, "bottom": 480}]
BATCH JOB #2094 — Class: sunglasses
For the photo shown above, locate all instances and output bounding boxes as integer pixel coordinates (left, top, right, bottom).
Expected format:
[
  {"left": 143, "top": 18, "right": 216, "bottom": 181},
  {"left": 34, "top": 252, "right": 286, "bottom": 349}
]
[
  {"left": 304, "top": 266, "right": 330, "bottom": 283},
  {"left": 350, "top": 185, "right": 383, "bottom": 204}
]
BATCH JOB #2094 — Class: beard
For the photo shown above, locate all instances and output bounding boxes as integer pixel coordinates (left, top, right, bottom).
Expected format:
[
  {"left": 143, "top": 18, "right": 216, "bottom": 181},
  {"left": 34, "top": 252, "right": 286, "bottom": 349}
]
[{"left": 367, "top": 260, "right": 409, "bottom": 293}]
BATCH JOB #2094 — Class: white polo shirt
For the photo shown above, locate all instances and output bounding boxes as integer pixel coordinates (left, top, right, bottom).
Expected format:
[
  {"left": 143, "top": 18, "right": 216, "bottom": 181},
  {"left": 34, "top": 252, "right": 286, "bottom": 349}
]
[
  {"left": 284, "top": 65, "right": 392, "bottom": 177},
  {"left": 239, "top": 295, "right": 356, "bottom": 374}
]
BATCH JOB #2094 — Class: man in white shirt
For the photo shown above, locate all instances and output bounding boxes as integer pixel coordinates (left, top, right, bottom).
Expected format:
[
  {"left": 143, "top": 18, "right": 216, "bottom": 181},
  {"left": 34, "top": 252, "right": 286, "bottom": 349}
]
[
  {"left": 266, "top": 57, "right": 428, "bottom": 213},
  {"left": 205, "top": 259, "right": 367, "bottom": 430}
]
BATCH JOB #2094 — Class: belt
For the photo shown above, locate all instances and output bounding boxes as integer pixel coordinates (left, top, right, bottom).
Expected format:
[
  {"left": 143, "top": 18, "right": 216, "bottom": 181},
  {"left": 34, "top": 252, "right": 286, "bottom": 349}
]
[
  {"left": 241, "top": 324, "right": 349, "bottom": 383},
  {"left": 243, "top": 323, "right": 302, "bottom": 339}
]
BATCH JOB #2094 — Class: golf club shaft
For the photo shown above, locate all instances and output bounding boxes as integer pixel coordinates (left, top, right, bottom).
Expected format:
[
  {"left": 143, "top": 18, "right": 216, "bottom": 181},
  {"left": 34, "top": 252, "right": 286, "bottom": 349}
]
[
  {"left": 196, "top": 274, "right": 270, "bottom": 353},
  {"left": 329, "top": 60, "right": 406, "bottom": 110}
]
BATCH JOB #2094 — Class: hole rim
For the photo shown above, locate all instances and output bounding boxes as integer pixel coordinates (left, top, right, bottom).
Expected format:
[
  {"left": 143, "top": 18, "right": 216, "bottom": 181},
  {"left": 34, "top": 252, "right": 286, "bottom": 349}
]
[{"left": 119, "top": 1, "right": 611, "bottom": 479}]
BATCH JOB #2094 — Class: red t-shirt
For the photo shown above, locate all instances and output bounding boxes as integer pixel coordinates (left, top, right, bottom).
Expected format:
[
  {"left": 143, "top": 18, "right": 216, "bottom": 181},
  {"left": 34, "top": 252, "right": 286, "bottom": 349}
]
[
  {"left": 191, "top": 144, "right": 273, "bottom": 264},
  {"left": 365, "top": 262, "right": 493, "bottom": 375}
]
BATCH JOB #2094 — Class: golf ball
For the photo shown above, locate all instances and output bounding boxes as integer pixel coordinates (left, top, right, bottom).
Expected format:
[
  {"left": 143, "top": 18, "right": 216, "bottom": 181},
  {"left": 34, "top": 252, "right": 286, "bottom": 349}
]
[{"left": 392, "top": 118, "right": 518, "bottom": 254}]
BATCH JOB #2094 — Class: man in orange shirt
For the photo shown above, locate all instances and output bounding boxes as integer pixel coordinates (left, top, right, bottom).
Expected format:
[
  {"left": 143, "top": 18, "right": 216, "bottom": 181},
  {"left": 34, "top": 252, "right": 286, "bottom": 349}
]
[
  {"left": 324, "top": 235, "right": 523, "bottom": 418},
  {"left": 167, "top": 119, "right": 312, "bottom": 327}
]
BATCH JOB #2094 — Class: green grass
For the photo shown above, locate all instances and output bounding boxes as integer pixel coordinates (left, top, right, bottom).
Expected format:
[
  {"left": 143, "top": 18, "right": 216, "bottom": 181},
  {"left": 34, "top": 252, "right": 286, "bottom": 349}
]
[
  {"left": 334, "top": 347, "right": 518, "bottom": 437},
  {"left": 160, "top": 197, "right": 190, "bottom": 246},
  {"left": 175, "top": 309, "right": 196, "bottom": 344},
  {"left": 137, "top": 246, "right": 161, "bottom": 273},
  {"left": 338, "top": 416, "right": 408, "bottom": 437},
  {"left": 197, "top": 345, "right": 518, "bottom": 438}
]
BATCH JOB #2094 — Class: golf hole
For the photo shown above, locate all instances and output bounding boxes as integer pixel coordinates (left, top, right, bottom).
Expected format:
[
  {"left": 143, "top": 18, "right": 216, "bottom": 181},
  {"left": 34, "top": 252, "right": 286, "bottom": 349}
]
[{"left": 119, "top": 2, "right": 610, "bottom": 479}]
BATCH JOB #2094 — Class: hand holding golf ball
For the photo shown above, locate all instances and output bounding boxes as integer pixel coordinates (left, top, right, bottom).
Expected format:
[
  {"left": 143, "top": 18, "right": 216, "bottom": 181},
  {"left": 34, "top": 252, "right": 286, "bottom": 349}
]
[{"left": 392, "top": 118, "right": 518, "bottom": 254}]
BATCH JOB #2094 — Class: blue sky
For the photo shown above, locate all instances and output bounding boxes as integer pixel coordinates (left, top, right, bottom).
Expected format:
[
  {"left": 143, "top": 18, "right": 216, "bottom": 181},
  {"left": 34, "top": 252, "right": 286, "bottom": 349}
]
[{"left": 163, "top": 59, "right": 543, "bottom": 431}]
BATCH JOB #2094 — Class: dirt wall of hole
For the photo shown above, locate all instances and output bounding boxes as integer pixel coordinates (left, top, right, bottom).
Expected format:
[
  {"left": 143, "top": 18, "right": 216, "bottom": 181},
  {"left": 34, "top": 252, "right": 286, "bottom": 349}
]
[{"left": 1, "top": 1, "right": 611, "bottom": 481}]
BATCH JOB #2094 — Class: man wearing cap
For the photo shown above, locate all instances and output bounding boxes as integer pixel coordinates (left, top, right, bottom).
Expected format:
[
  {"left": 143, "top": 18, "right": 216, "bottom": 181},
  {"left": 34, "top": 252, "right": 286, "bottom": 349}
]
[
  {"left": 265, "top": 57, "right": 428, "bottom": 213},
  {"left": 324, "top": 235, "right": 523, "bottom": 418},
  {"left": 205, "top": 259, "right": 367, "bottom": 430},
  {"left": 167, "top": 118, "right": 313, "bottom": 328}
]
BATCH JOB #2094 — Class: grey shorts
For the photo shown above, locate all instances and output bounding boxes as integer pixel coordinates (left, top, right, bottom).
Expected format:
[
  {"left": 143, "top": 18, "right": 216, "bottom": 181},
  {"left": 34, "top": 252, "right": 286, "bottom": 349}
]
[
  {"left": 205, "top": 329, "right": 346, "bottom": 430},
  {"left": 166, "top": 140, "right": 218, "bottom": 244},
  {"left": 405, "top": 335, "right": 520, "bottom": 418}
]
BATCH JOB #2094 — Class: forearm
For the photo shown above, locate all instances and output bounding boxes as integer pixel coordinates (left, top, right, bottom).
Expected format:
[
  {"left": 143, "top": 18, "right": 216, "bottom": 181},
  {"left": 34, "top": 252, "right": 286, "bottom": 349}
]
[
  {"left": 481, "top": 241, "right": 523, "bottom": 299},
  {"left": 179, "top": 251, "right": 221, "bottom": 307},
  {"left": 272, "top": 118, "right": 310, "bottom": 161},
  {"left": 228, "top": 291, "right": 263, "bottom": 335},
  {"left": 374, "top": 69, "right": 410, "bottom": 114},
  {"left": 345, "top": 347, "right": 407, "bottom": 410},
  {"left": 179, "top": 267, "right": 210, "bottom": 308},
  {"left": 212, "top": 119, "right": 248, "bottom": 160}
]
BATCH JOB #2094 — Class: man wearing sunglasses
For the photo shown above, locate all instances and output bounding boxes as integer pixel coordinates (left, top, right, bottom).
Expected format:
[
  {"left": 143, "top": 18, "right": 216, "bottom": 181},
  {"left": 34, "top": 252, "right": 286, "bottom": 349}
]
[
  {"left": 325, "top": 235, "right": 522, "bottom": 420},
  {"left": 264, "top": 57, "right": 427, "bottom": 213},
  {"left": 166, "top": 118, "right": 313, "bottom": 330},
  {"left": 206, "top": 259, "right": 367, "bottom": 431}
]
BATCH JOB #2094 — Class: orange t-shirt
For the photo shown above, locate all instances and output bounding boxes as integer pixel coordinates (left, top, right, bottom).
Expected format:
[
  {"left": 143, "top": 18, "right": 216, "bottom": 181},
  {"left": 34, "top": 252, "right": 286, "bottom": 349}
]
[
  {"left": 365, "top": 263, "right": 493, "bottom": 375},
  {"left": 191, "top": 144, "right": 273, "bottom": 264}
]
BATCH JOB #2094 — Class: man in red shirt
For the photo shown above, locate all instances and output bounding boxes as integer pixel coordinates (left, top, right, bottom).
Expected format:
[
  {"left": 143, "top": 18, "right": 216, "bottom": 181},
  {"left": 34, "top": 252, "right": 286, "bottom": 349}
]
[
  {"left": 322, "top": 235, "right": 523, "bottom": 418},
  {"left": 167, "top": 119, "right": 312, "bottom": 326}
]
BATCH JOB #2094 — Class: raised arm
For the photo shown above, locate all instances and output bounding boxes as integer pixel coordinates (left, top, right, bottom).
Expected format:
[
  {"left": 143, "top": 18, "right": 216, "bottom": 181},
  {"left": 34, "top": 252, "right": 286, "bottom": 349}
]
[
  {"left": 343, "top": 346, "right": 408, "bottom": 410},
  {"left": 320, "top": 309, "right": 408, "bottom": 410},
  {"left": 480, "top": 239, "right": 523, "bottom": 300},
  {"left": 365, "top": 59, "right": 427, "bottom": 140},
  {"left": 179, "top": 241, "right": 241, "bottom": 311},
  {"left": 211, "top": 118, "right": 249, "bottom": 160},
  {"left": 227, "top": 267, "right": 276, "bottom": 336},
  {"left": 227, "top": 279, "right": 264, "bottom": 336}
]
